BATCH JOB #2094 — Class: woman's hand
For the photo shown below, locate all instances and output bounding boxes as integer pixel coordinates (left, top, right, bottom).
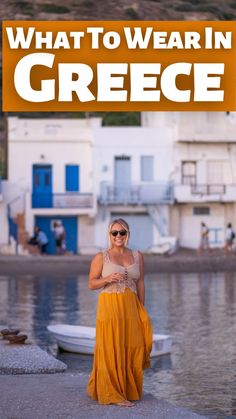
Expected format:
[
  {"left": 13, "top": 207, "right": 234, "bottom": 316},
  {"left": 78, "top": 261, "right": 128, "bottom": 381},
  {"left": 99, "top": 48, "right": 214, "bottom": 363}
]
[
  {"left": 89, "top": 253, "right": 125, "bottom": 290},
  {"left": 105, "top": 272, "right": 125, "bottom": 284}
]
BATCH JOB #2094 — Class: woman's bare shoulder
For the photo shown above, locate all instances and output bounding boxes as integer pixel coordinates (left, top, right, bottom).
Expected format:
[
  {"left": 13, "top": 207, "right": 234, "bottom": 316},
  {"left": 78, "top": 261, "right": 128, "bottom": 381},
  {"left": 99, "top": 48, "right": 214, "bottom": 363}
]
[
  {"left": 137, "top": 250, "right": 144, "bottom": 260},
  {"left": 130, "top": 248, "right": 143, "bottom": 258},
  {"left": 91, "top": 252, "right": 104, "bottom": 263},
  {"left": 89, "top": 253, "right": 104, "bottom": 273}
]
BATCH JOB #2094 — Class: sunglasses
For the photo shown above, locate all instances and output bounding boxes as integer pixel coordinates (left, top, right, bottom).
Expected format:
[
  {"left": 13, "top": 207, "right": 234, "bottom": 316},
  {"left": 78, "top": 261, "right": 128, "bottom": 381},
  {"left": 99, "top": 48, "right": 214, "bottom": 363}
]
[{"left": 110, "top": 230, "right": 127, "bottom": 237}]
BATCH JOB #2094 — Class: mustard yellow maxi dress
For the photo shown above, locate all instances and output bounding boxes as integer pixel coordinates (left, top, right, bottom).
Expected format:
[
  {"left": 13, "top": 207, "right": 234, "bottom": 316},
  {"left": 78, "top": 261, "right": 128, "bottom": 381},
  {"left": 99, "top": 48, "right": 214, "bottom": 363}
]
[{"left": 87, "top": 250, "right": 152, "bottom": 404}]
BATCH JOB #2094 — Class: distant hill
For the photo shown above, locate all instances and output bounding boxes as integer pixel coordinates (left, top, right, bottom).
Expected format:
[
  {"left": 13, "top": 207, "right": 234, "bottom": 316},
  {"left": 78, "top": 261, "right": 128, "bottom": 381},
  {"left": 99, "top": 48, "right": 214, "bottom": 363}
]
[{"left": 1, "top": 0, "right": 236, "bottom": 21}]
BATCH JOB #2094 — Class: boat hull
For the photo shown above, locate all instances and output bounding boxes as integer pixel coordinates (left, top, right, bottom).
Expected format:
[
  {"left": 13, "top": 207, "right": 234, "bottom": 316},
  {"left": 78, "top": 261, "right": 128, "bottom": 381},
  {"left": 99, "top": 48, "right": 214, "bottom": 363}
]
[{"left": 47, "top": 325, "right": 172, "bottom": 357}]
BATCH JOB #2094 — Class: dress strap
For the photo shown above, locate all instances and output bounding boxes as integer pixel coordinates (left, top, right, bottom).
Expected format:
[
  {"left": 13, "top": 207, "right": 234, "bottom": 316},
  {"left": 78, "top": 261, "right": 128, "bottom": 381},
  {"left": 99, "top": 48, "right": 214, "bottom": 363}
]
[
  {"left": 132, "top": 250, "right": 140, "bottom": 265},
  {"left": 103, "top": 250, "right": 110, "bottom": 264}
]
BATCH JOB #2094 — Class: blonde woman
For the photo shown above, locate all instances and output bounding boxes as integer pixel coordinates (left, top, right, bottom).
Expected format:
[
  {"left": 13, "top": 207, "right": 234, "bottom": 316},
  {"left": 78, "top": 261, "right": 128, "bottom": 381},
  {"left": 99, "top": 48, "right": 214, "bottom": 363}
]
[{"left": 87, "top": 218, "right": 152, "bottom": 407}]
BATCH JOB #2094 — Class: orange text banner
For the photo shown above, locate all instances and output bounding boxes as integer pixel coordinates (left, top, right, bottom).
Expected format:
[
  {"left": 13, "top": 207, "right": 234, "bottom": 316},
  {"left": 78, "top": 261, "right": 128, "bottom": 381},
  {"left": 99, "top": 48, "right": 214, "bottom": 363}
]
[{"left": 2, "top": 20, "right": 236, "bottom": 111}]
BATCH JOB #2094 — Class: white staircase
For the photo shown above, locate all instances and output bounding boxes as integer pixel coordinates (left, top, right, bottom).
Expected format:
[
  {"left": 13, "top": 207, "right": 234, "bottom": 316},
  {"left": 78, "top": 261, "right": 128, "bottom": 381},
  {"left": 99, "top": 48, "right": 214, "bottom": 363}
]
[{"left": 146, "top": 204, "right": 178, "bottom": 255}]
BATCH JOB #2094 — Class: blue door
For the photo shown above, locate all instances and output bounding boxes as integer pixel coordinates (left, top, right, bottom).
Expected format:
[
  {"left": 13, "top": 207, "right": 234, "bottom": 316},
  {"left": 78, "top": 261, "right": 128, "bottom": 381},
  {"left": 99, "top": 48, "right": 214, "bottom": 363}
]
[
  {"left": 35, "top": 216, "right": 78, "bottom": 254},
  {"left": 66, "top": 165, "right": 80, "bottom": 192},
  {"left": 32, "top": 165, "right": 52, "bottom": 208},
  {"left": 114, "top": 157, "right": 131, "bottom": 201},
  {"left": 111, "top": 213, "right": 153, "bottom": 251}
]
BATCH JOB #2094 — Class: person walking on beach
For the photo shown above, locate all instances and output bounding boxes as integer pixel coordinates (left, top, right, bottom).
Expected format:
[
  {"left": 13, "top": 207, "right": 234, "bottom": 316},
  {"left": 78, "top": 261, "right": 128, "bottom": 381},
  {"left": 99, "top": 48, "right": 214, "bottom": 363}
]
[
  {"left": 87, "top": 218, "right": 152, "bottom": 407},
  {"left": 225, "top": 222, "right": 235, "bottom": 254},
  {"left": 198, "top": 221, "right": 210, "bottom": 255}
]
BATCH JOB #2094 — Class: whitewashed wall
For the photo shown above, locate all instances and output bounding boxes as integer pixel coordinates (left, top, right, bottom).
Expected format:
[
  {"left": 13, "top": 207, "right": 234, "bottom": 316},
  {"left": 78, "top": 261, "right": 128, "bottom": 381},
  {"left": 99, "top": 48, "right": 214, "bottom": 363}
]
[
  {"left": 5, "top": 117, "right": 101, "bottom": 251},
  {"left": 143, "top": 111, "right": 236, "bottom": 249},
  {"left": 8, "top": 117, "right": 99, "bottom": 194},
  {"left": 179, "top": 203, "right": 226, "bottom": 249},
  {"left": 173, "top": 142, "right": 236, "bottom": 185},
  {"left": 0, "top": 201, "right": 8, "bottom": 246},
  {"left": 93, "top": 126, "right": 175, "bottom": 195}
]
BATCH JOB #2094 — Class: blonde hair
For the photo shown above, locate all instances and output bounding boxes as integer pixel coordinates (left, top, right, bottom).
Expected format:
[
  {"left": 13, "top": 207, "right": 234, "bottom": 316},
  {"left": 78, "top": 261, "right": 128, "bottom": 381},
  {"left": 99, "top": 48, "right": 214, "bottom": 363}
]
[{"left": 107, "top": 218, "right": 130, "bottom": 248}]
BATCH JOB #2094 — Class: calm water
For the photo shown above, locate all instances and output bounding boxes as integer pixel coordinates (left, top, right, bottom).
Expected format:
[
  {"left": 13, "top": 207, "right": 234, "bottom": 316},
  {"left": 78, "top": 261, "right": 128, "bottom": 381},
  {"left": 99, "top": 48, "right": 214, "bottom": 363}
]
[{"left": 0, "top": 272, "right": 236, "bottom": 418}]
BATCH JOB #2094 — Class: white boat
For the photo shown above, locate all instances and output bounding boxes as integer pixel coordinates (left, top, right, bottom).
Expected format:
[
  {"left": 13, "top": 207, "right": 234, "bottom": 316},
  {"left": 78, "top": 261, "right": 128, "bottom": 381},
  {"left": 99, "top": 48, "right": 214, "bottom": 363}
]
[{"left": 47, "top": 324, "right": 172, "bottom": 357}]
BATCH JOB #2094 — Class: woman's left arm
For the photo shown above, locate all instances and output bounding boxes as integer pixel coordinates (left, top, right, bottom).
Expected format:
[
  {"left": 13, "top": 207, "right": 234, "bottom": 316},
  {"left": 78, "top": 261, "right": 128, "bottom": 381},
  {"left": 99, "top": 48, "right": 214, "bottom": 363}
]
[{"left": 136, "top": 251, "right": 145, "bottom": 305}]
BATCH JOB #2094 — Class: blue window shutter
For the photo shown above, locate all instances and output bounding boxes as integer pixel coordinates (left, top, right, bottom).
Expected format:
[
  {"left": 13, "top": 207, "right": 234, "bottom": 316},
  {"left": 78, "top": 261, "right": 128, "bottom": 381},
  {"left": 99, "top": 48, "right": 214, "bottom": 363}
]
[{"left": 66, "top": 165, "right": 79, "bottom": 192}]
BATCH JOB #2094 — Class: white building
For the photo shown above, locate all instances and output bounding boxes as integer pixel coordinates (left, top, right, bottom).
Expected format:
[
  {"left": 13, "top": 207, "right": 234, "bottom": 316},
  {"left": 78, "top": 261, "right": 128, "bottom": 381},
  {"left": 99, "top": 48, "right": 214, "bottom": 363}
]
[
  {"left": 144, "top": 111, "right": 236, "bottom": 249},
  {"left": 92, "top": 125, "right": 175, "bottom": 251},
  {"left": 1, "top": 111, "right": 236, "bottom": 254},
  {"left": 3, "top": 116, "right": 98, "bottom": 254},
  {"left": 0, "top": 180, "right": 8, "bottom": 249}
]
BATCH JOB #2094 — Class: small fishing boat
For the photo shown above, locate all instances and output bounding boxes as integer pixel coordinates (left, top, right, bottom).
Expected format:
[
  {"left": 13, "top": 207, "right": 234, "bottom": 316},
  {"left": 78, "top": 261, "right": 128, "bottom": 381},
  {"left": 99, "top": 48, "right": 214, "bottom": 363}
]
[{"left": 47, "top": 324, "right": 172, "bottom": 357}]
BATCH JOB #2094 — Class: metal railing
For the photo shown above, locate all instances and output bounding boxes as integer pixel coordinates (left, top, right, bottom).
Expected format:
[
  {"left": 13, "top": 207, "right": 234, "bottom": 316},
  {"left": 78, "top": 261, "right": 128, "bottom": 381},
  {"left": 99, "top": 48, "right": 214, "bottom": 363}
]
[
  {"left": 100, "top": 182, "right": 174, "bottom": 205},
  {"left": 191, "top": 184, "right": 226, "bottom": 195},
  {"left": 32, "top": 193, "right": 94, "bottom": 209}
]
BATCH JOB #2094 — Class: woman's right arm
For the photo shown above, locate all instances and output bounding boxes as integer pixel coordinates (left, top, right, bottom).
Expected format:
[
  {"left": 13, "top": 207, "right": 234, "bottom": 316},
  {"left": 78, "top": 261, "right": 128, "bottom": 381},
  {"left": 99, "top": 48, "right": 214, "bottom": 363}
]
[
  {"left": 89, "top": 253, "right": 106, "bottom": 290},
  {"left": 89, "top": 252, "right": 124, "bottom": 290}
]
